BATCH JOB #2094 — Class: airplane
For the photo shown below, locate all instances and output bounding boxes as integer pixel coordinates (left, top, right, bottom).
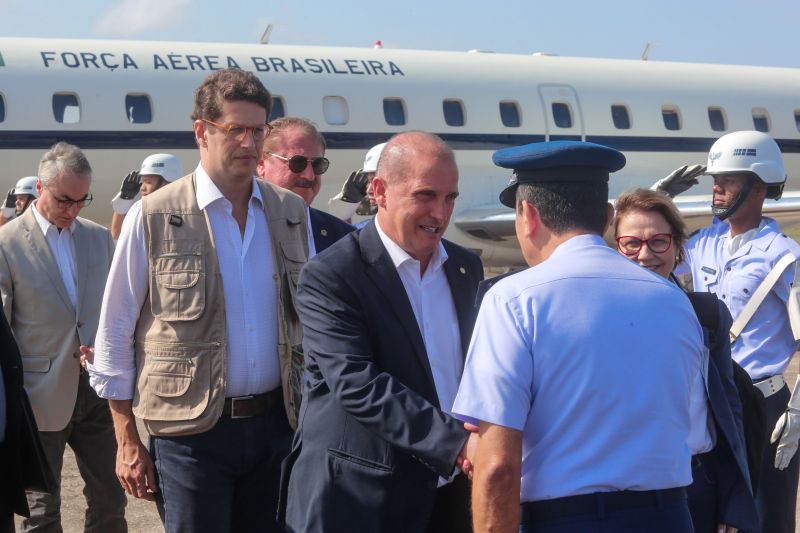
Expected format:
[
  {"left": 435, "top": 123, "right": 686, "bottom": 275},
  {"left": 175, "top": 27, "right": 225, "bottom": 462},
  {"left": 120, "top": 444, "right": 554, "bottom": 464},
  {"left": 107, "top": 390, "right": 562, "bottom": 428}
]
[{"left": 1, "top": 36, "right": 799, "bottom": 266}]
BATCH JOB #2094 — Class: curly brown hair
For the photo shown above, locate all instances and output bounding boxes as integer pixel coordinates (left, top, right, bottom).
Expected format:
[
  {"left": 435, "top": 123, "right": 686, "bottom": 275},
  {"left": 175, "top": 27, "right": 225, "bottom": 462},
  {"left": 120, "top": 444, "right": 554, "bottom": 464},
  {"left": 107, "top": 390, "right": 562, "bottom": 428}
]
[
  {"left": 191, "top": 68, "right": 271, "bottom": 121},
  {"left": 614, "top": 188, "right": 687, "bottom": 264}
]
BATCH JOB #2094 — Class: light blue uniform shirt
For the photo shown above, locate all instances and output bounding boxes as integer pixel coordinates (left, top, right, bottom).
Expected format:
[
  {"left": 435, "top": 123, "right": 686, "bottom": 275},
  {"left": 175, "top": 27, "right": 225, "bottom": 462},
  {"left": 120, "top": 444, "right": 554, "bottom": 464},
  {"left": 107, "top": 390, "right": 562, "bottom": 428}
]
[
  {"left": 677, "top": 217, "right": 800, "bottom": 380},
  {"left": 453, "top": 234, "right": 704, "bottom": 502}
]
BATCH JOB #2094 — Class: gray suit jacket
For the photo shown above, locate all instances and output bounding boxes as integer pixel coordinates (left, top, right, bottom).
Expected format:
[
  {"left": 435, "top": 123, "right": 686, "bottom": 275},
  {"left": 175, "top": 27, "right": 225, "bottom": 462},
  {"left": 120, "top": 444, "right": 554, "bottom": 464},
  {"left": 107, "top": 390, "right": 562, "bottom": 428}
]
[{"left": 0, "top": 207, "right": 114, "bottom": 431}]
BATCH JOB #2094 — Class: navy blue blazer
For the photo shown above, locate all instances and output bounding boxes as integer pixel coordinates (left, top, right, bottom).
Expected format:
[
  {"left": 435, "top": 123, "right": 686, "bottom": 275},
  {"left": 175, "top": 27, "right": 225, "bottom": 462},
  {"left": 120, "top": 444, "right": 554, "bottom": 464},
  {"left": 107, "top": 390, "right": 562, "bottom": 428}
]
[
  {"left": 309, "top": 207, "right": 353, "bottom": 253},
  {"left": 687, "top": 292, "right": 759, "bottom": 532},
  {"left": 281, "top": 220, "right": 483, "bottom": 533}
]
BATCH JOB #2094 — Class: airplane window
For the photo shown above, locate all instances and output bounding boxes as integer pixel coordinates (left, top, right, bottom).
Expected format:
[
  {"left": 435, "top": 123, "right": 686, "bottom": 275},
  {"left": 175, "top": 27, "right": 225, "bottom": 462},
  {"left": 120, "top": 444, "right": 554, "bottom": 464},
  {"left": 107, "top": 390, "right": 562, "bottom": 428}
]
[
  {"left": 752, "top": 108, "right": 770, "bottom": 132},
  {"left": 661, "top": 106, "right": 681, "bottom": 131},
  {"left": 323, "top": 96, "right": 349, "bottom": 125},
  {"left": 0, "top": 94, "right": 5, "bottom": 123},
  {"left": 269, "top": 97, "right": 285, "bottom": 121},
  {"left": 383, "top": 98, "right": 406, "bottom": 126},
  {"left": 795, "top": 111, "right": 800, "bottom": 133},
  {"left": 499, "top": 101, "right": 521, "bottom": 128},
  {"left": 611, "top": 105, "right": 630, "bottom": 129},
  {"left": 52, "top": 93, "right": 80, "bottom": 124},
  {"left": 443, "top": 100, "right": 465, "bottom": 127},
  {"left": 708, "top": 107, "right": 726, "bottom": 132},
  {"left": 552, "top": 103, "right": 572, "bottom": 128},
  {"left": 125, "top": 94, "right": 152, "bottom": 124}
]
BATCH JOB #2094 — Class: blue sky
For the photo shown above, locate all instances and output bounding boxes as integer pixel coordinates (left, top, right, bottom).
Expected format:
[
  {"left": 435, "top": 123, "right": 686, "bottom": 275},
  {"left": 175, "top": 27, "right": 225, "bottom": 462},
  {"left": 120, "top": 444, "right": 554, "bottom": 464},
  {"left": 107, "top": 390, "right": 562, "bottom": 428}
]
[{"left": 0, "top": 0, "right": 797, "bottom": 68}]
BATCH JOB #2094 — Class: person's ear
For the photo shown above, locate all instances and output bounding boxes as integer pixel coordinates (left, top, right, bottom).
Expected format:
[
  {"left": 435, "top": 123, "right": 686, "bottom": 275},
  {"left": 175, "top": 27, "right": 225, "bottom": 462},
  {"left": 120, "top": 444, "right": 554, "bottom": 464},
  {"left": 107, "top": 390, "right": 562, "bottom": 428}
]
[
  {"left": 372, "top": 176, "right": 388, "bottom": 209},
  {"left": 603, "top": 202, "right": 615, "bottom": 233},
  {"left": 193, "top": 120, "right": 208, "bottom": 149}
]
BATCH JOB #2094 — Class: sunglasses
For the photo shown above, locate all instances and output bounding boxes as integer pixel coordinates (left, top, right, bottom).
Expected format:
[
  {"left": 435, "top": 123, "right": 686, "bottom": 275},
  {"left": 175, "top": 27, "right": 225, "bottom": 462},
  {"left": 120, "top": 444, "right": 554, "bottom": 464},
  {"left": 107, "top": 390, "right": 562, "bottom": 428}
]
[
  {"left": 616, "top": 233, "right": 673, "bottom": 256},
  {"left": 268, "top": 152, "right": 330, "bottom": 175}
]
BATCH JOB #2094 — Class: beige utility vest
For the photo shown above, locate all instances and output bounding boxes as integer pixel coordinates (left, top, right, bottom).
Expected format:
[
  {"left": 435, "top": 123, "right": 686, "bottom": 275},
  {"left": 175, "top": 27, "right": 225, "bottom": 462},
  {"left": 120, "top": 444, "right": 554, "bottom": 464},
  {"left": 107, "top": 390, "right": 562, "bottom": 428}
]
[{"left": 131, "top": 174, "right": 308, "bottom": 436}]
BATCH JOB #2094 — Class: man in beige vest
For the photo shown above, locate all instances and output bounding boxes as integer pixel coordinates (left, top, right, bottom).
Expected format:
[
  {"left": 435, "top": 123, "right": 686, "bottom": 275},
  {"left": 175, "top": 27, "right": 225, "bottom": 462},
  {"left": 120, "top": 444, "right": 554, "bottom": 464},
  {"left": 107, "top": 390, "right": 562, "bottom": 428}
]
[
  {"left": 88, "top": 68, "right": 308, "bottom": 533},
  {"left": 0, "top": 142, "right": 126, "bottom": 532}
]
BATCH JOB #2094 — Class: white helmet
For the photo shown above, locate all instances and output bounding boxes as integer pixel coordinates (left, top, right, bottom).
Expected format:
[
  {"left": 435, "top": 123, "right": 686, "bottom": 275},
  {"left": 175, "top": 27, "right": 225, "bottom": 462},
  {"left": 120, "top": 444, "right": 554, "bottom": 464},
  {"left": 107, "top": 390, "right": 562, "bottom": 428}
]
[
  {"left": 140, "top": 153, "right": 183, "bottom": 183},
  {"left": 706, "top": 131, "right": 786, "bottom": 219},
  {"left": 14, "top": 176, "right": 39, "bottom": 198},
  {"left": 362, "top": 143, "right": 387, "bottom": 174}
]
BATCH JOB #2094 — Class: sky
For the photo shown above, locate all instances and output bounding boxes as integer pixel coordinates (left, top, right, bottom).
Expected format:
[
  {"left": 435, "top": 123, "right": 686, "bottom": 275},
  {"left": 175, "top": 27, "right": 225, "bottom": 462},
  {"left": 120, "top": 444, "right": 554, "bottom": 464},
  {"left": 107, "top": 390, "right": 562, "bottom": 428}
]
[{"left": 0, "top": 0, "right": 797, "bottom": 68}]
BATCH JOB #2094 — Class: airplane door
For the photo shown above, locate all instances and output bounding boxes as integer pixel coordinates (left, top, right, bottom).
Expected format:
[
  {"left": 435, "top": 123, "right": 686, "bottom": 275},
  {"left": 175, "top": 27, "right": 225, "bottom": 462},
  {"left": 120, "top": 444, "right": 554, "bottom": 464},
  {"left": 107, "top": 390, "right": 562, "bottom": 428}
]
[{"left": 538, "top": 85, "right": 584, "bottom": 141}]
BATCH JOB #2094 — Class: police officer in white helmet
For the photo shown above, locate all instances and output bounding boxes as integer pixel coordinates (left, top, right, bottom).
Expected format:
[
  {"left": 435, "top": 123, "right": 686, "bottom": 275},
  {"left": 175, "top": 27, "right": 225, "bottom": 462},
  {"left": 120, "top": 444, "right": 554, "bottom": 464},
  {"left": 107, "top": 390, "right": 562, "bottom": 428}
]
[
  {"left": 0, "top": 176, "right": 39, "bottom": 227},
  {"left": 327, "top": 142, "right": 386, "bottom": 224},
  {"left": 658, "top": 130, "right": 800, "bottom": 533},
  {"left": 110, "top": 153, "right": 182, "bottom": 240}
]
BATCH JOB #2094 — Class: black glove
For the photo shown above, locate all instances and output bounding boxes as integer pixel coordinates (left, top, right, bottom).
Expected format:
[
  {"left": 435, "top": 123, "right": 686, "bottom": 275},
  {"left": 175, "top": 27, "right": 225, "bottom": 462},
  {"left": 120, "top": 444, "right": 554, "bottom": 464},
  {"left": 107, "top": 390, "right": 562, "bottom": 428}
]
[
  {"left": 119, "top": 171, "right": 141, "bottom": 200},
  {"left": 4, "top": 188, "right": 15, "bottom": 208},
  {"left": 340, "top": 171, "right": 370, "bottom": 203}
]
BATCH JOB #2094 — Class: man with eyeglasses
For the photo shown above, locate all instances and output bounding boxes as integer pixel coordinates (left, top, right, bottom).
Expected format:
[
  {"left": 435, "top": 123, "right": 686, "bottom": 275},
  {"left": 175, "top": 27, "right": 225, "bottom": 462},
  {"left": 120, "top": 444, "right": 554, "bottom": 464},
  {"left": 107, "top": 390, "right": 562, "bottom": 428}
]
[
  {"left": 87, "top": 68, "right": 308, "bottom": 533},
  {"left": 256, "top": 117, "right": 353, "bottom": 257},
  {"left": 0, "top": 142, "right": 126, "bottom": 532}
]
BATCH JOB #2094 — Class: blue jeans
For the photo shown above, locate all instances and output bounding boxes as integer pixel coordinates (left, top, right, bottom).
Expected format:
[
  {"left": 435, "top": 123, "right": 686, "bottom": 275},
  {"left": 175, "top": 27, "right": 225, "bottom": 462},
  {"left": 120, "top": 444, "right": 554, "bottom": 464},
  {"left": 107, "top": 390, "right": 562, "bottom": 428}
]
[{"left": 151, "top": 403, "right": 292, "bottom": 533}]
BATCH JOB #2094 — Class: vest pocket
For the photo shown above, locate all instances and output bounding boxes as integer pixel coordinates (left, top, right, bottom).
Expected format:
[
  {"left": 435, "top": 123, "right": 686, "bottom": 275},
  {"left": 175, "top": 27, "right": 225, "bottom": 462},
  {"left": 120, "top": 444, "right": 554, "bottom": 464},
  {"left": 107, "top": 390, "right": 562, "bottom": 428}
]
[
  {"left": 151, "top": 251, "right": 206, "bottom": 321},
  {"left": 134, "top": 343, "right": 215, "bottom": 421}
]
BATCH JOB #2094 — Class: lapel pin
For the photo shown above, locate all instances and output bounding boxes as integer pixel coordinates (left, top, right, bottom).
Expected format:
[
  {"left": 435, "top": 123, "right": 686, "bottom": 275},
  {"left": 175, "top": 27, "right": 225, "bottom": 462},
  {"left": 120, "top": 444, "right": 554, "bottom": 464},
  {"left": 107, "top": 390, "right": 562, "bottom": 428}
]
[
  {"left": 459, "top": 267, "right": 466, "bottom": 274},
  {"left": 321, "top": 229, "right": 328, "bottom": 236}
]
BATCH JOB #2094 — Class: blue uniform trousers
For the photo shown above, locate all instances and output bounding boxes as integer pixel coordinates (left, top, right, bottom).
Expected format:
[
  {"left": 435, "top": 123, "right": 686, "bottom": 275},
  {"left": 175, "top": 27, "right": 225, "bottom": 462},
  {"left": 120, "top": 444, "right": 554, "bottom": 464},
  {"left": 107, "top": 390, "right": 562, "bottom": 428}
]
[
  {"left": 151, "top": 401, "right": 292, "bottom": 533},
  {"left": 519, "top": 490, "right": 693, "bottom": 533},
  {"left": 756, "top": 384, "right": 800, "bottom": 533}
]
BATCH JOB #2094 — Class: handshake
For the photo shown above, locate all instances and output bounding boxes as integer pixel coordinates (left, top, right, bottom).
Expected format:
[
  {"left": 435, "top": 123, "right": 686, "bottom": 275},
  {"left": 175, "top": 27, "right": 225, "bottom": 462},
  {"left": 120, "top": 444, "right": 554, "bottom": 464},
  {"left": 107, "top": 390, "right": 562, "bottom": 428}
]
[{"left": 456, "top": 422, "right": 480, "bottom": 479}]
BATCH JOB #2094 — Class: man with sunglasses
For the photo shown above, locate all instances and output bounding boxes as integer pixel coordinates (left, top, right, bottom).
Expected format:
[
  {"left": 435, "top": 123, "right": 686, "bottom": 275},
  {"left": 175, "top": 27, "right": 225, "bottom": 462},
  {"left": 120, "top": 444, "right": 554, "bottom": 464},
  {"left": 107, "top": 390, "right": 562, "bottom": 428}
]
[
  {"left": 88, "top": 68, "right": 308, "bottom": 533},
  {"left": 0, "top": 142, "right": 126, "bottom": 532},
  {"left": 257, "top": 117, "right": 353, "bottom": 256}
]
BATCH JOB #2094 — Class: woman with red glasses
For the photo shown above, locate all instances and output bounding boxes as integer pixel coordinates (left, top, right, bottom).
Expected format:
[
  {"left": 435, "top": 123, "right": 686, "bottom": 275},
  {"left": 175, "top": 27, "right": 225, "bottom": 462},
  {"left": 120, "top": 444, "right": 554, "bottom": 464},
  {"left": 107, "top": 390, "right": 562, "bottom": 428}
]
[{"left": 614, "top": 188, "right": 759, "bottom": 533}]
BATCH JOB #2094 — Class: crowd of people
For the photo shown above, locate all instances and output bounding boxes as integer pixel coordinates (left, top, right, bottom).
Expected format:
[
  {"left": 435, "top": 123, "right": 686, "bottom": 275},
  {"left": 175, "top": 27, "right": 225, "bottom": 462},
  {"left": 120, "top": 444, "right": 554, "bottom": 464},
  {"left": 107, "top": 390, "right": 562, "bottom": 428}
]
[{"left": 0, "top": 67, "right": 798, "bottom": 533}]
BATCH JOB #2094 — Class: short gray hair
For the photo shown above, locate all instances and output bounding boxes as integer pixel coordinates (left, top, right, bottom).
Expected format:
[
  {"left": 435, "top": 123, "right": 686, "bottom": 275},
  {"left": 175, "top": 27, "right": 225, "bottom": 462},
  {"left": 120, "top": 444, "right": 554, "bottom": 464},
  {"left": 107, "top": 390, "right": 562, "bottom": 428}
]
[{"left": 38, "top": 142, "right": 92, "bottom": 187}]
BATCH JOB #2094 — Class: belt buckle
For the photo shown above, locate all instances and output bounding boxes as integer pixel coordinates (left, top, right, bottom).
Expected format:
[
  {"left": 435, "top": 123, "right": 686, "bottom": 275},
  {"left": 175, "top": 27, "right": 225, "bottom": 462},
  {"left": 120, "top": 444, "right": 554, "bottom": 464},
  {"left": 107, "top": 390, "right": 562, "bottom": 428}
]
[{"left": 230, "top": 395, "right": 253, "bottom": 419}]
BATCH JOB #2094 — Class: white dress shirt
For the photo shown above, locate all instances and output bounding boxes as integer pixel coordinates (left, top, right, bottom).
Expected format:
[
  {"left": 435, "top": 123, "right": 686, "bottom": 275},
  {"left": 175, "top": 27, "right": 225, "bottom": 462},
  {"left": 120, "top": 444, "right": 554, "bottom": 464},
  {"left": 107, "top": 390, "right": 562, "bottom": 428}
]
[
  {"left": 374, "top": 218, "right": 462, "bottom": 414},
  {"left": 90, "top": 164, "right": 280, "bottom": 399},
  {"left": 32, "top": 202, "right": 78, "bottom": 310},
  {"left": 374, "top": 218, "right": 462, "bottom": 486}
]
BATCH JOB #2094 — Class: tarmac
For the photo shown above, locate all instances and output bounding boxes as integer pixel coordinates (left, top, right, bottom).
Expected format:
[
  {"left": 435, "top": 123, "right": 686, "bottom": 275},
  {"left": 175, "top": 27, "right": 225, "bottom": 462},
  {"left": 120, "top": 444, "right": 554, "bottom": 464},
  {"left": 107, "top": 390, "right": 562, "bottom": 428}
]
[{"left": 14, "top": 359, "right": 800, "bottom": 532}]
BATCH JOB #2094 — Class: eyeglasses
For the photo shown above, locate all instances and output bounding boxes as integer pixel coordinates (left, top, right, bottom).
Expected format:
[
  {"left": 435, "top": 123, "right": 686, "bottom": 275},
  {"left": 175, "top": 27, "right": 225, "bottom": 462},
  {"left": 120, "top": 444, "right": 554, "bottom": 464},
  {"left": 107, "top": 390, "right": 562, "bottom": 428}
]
[
  {"left": 616, "top": 233, "right": 673, "bottom": 256},
  {"left": 44, "top": 185, "right": 92, "bottom": 209},
  {"left": 268, "top": 152, "right": 330, "bottom": 175},
  {"left": 202, "top": 119, "right": 272, "bottom": 143}
]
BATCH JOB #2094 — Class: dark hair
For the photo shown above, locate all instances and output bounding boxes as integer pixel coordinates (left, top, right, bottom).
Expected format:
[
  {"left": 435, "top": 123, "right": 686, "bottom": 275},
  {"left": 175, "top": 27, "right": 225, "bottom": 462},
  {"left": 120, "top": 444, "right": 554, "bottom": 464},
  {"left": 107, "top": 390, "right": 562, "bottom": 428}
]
[
  {"left": 516, "top": 180, "right": 609, "bottom": 235},
  {"left": 191, "top": 68, "right": 271, "bottom": 121},
  {"left": 614, "top": 188, "right": 687, "bottom": 263},
  {"left": 264, "top": 117, "right": 326, "bottom": 152}
]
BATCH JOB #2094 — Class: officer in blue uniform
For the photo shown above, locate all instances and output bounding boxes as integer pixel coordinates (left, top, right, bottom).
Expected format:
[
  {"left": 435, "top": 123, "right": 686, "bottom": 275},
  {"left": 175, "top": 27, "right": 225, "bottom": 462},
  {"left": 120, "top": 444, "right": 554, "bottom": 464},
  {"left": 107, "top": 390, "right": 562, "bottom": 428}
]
[
  {"left": 453, "top": 141, "right": 706, "bottom": 532},
  {"left": 664, "top": 130, "right": 800, "bottom": 533}
]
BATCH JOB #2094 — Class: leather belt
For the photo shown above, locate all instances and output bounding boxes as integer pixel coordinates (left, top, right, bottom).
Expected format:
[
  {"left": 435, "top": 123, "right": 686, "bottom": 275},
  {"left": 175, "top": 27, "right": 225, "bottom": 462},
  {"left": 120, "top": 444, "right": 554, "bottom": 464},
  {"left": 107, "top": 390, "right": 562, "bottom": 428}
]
[
  {"left": 754, "top": 375, "right": 785, "bottom": 399},
  {"left": 520, "top": 488, "right": 686, "bottom": 524},
  {"left": 221, "top": 388, "right": 282, "bottom": 419}
]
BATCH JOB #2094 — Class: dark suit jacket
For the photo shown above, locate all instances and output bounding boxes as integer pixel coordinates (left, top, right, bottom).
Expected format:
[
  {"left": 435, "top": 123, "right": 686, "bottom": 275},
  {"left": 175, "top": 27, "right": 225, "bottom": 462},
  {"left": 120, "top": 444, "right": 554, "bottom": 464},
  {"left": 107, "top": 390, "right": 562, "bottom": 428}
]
[
  {"left": 0, "top": 311, "right": 54, "bottom": 521},
  {"left": 686, "top": 292, "right": 759, "bottom": 532},
  {"left": 309, "top": 207, "right": 353, "bottom": 253},
  {"left": 282, "top": 221, "right": 483, "bottom": 533}
]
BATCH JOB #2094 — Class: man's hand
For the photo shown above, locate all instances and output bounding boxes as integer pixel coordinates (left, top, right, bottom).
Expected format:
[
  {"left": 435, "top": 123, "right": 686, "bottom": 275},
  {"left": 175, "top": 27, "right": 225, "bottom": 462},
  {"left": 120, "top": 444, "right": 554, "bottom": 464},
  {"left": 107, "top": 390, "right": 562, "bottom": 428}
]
[
  {"left": 457, "top": 422, "right": 480, "bottom": 479},
  {"left": 119, "top": 171, "right": 141, "bottom": 200},
  {"left": 4, "top": 188, "right": 15, "bottom": 208},
  {"left": 79, "top": 345, "right": 94, "bottom": 370},
  {"left": 339, "top": 171, "right": 370, "bottom": 203},
  {"left": 117, "top": 438, "right": 158, "bottom": 501},
  {"left": 108, "top": 399, "right": 158, "bottom": 501},
  {"left": 651, "top": 164, "right": 706, "bottom": 198},
  {"left": 717, "top": 524, "right": 738, "bottom": 533},
  {"left": 771, "top": 408, "right": 800, "bottom": 470}
]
